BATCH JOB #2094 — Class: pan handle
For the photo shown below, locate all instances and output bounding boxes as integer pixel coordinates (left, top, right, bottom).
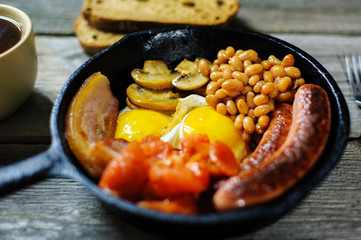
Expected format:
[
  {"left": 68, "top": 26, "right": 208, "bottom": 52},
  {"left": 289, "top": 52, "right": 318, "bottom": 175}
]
[{"left": 0, "top": 147, "right": 56, "bottom": 195}]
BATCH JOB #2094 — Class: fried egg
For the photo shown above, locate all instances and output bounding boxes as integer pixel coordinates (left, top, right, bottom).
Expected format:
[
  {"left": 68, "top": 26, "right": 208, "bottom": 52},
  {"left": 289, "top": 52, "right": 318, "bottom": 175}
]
[
  {"left": 179, "top": 106, "right": 246, "bottom": 160},
  {"left": 115, "top": 109, "right": 171, "bottom": 142},
  {"left": 115, "top": 95, "right": 247, "bottom": 160}
]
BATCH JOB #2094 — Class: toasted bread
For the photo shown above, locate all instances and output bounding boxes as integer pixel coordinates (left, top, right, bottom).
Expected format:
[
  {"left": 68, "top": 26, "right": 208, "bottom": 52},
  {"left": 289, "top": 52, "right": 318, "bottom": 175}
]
[
  {"left": 82, "top": 0, "right": 240, "bottom": 32},
  {"left": 74, "top": 14, "right": 125, "bottom": 55}
]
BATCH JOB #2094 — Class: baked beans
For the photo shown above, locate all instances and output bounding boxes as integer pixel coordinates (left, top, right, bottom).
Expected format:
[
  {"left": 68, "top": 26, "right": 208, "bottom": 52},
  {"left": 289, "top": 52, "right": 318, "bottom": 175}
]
[
  {"left": 226, "top": 99, "right": 238, "bottom": 115},
  {"left": 278, "top": 76, "right": 292, "bottom": 92},
  {"left": 205, "top": 94, "right": 219, "bottom": 108},
  {"left": 243, "top": 116, "right": 255, "bottom": 134},
  {"left": 285, "top": 66, "right": 301, "bottom": 79},
  {"left": 246, "top": 92, "right": 256, "bottom": 109},
  {"left": 206, "top": 81, "right": 220, "bottom": 95},
  {"left": 258, "top": 115, "right": 270, "bottom": 128},
  {"left": 215, "top": 88, "right": 228, "bottom": 99},
  {"left": 281, "top": 54, "right": 295, "bottom": 67},
  {"left": 198, "top": 59, "right": 211, "bottom": 77},
  {"left": 222, "top": 79, "right": 244, "bottom": 92},
  {"left": 232, "top": 71, "right": 248, "bottom": 84},
  {"left": 205, "top": 47, "right": 305, "bottom": 138},
  {"left": 229, "top": 55, "right": 243, "bottom": 71},
  {"left": 253, "top": 94, "right": 269, "bottom": 106},
  {"left": 216, "top": 102, "right": 227, "bottom": 115},
  {"left": 234, "top": 113, "right": 245, "bottom": 130}
]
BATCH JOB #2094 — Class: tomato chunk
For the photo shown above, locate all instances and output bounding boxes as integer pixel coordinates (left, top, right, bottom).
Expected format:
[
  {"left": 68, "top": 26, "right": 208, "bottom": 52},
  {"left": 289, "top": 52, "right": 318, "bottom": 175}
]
[
  {"left": 98, "top": 133, "right": 240, "bottom": 213},
  {"left": 98, "top": 141, "right": 149, "bottom": 201},
  {"left": 148, "top": 155, "right": 210, "bottom": 199},
  {"left": 140, "top": 136, "right": 173, "bottom": 160},
  {"left": 209, "top": 140, "right": 240, "bottom": 176},
  {"left": 180, "top": 134, "right": 210, "bottom": 155}
]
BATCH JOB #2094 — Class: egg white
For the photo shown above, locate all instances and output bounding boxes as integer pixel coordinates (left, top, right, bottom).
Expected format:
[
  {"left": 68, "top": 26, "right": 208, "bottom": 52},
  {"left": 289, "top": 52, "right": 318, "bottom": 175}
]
[{"left": 160, "top": 94, "right": 208, "bottom": 148}]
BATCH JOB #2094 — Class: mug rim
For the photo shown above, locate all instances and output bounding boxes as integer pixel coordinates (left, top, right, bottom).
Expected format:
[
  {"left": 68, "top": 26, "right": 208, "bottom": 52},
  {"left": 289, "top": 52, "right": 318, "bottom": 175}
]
[{"left": 0, "top": 4, "right": 33, "bottom": 58}]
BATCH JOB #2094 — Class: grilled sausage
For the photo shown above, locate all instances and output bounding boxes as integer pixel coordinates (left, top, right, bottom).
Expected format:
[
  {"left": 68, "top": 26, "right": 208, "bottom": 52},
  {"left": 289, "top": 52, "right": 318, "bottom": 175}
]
[
  {"left": 213, "top": 84, "right": 331, "bottom": 211},
  {"left": 241, "top": 103, "right": 293, "bottom": 171}
]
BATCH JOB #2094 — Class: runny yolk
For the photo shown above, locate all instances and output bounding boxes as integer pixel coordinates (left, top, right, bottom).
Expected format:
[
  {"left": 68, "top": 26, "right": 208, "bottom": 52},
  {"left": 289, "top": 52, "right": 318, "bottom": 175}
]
[
  {"left": 115, "top": 109, "right": 171, "bottom": 142},
  {"left": 181, "top": 106, "right": 246, "bottom": 160}
]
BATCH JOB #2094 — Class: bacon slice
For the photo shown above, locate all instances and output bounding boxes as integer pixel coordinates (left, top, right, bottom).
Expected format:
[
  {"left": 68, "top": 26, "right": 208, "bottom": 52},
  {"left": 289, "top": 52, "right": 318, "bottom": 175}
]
[{"left": 66, "top": 72, "right": 119, "bottom": 178}]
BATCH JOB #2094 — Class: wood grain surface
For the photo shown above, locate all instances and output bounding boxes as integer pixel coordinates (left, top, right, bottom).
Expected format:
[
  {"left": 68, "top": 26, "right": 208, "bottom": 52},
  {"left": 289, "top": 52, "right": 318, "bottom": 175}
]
[{"left": 0, "top": 0, "right": 360, "bottom": 239}]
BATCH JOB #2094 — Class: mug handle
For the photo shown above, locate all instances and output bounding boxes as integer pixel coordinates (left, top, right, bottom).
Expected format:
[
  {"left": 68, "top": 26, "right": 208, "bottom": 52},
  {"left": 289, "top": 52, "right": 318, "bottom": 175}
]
[{"left": 0, "top": 147, "right": 56, "bottom": 194}]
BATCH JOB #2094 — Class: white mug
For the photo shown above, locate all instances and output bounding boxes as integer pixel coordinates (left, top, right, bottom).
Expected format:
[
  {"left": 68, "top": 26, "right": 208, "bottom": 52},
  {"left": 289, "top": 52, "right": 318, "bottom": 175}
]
[{"left": 0, "top": 4, "right": 37, "bottom": 120}]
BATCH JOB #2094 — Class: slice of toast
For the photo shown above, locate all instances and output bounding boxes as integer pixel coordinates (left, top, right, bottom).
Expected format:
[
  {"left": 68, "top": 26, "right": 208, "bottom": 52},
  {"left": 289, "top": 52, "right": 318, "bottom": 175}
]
[
  {"left": 82, "top": 0, "right": 240, "bottom": 32},
  {"left": 74, "top": 14, "right": 125, "bottom": 55}
]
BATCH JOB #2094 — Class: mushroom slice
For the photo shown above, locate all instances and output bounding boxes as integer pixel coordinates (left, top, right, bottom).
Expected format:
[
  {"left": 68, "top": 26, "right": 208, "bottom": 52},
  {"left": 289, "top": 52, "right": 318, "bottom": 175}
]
[
  {"left": 172, "top": 59, "right": 210, "bottom": 90},
  {"left": 131, "top": 60, "right": 181, "bottom": 89},
  {"left": 143, "top": 60, "right": 170, "bottom": 75},
  {"left": 126, "top": 83, "right": 180, "bottom": 111},
  {"left": 126, "top": 97, "right": 146, "bottom": 110}
]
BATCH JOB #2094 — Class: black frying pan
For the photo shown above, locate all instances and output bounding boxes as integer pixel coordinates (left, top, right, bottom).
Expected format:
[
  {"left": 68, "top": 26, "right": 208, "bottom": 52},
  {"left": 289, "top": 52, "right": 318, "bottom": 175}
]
[{"left": 0, "top": 26, "right": 350, "bottom": 238}]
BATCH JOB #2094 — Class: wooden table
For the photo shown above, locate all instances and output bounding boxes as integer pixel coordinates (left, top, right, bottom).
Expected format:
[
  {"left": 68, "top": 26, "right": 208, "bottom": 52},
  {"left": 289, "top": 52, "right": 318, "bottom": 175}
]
[{"left": 1, "top": 0, "right": 360, "bottom": 239}]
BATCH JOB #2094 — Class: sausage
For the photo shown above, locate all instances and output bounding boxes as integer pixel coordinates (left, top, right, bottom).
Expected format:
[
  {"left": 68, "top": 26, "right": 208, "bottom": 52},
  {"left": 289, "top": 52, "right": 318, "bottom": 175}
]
[
  {"left": 213, "top": 84, "right": 331, "bottom": 211},
  {"left": 241, "top": 103, "right": 293, "bottom": 171}
]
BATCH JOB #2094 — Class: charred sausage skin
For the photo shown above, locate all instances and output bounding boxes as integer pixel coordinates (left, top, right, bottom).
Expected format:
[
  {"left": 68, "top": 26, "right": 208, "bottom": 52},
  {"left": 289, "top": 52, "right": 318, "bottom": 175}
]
[{"left": 213, "top": 84, "right": 331, "bottom": 211}]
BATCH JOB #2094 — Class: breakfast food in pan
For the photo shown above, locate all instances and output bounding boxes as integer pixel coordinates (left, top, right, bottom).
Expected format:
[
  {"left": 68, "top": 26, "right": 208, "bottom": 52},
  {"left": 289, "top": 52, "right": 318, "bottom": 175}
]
[
  {"left": 66, "top": 47, "right": 331, "bottom": 214},
  {"left": 74, "top": 0, "right": 240, "bottom": 54}
]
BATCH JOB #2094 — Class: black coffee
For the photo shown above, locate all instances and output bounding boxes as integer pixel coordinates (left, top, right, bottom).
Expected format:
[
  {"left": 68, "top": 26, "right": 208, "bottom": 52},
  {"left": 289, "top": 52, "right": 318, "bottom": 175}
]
[{"left": 0, "top": 16, "right": 22, "bottom": 54}]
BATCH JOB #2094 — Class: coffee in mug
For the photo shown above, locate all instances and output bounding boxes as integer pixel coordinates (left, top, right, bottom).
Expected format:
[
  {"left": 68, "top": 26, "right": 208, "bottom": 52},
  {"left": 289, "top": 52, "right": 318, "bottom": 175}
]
[
  {"left": 0, "top": 16, "right": 22, "bottom": 54},
  {"left": 0, "top": 4, "right": 38, "bottom": 120}
]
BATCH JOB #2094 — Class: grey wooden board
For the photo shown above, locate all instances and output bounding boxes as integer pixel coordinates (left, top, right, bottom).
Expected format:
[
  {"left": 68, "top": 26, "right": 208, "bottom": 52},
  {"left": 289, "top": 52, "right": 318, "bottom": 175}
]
[
  {"left": 1, "top": 0, "right": 361, "bottom": 35},
  {"left": 1, "top": 0, "right": 361, "bottom": 239}
]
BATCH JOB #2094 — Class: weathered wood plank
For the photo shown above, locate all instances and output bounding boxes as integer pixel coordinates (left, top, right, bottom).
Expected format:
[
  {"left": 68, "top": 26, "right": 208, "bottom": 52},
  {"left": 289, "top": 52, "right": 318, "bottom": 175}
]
[
  {"left": 0, "top": 93, "right": 52, "bottom": 144},
  {"left": 0, "top": 144, "right": 49, "bottom": 166},
  {"left": 1, "top": 0, "right": 361, "bottom": 35},
  {"left": 1, "top": 0, "right": 82, "bottom": 35},
  {"left": 0, "top": 140, "right": 359, "bottom": 240},
  {"left": 234, "top": 0, "right": 361, "bottom": 34}
]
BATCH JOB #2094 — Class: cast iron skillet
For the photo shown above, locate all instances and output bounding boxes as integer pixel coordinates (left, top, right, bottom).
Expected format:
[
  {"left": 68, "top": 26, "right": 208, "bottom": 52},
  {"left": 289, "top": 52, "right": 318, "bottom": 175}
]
[{"left": 0, "top": 26, "right": 350, "bottom": 238}]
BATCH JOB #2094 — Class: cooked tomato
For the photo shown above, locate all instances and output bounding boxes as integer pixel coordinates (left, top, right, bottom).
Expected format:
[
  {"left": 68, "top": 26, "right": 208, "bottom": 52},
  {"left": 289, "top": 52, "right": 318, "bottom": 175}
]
[
  {"left": 209, "top": 140, "right": 240, "bottom": 176},
  {"left": 98, "top": 141, "right": 149, "bottom": 201},
  {"left": 148, "top": 154, "right": 210, "bottom": 199},
  {"left": 98, "top": 134, "right": 240, "bottom": 213},
  {"left": 180, "top": 134, "right": 210, "bottom": 155},
  {"left": 139, "top": 135, "right": 173, "bottom": 160}
]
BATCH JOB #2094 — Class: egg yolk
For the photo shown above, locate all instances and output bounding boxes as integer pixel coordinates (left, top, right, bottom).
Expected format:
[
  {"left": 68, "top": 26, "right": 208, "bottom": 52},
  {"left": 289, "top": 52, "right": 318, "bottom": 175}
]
[
  {"left": 115, "top": 109, "right": 171, "bottom": 142},
  {"left": 181, "top": 106, "right": 246, "bottom": 160}
]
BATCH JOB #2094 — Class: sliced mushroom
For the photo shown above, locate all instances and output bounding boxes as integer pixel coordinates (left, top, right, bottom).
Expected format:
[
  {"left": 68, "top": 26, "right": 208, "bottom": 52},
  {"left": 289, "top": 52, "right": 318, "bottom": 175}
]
[
  {"left": 131, "top": 60, "right": 181, "bottom": 89},
  {"left": 172, "top": 59, "right": 210, "bottom": 90},
  {"left": 126, "top": 83, "right": 180, "bottom": 111},
  {"left": 126, "top": 97, "right": 146, "bottom": 110},
  {"left": 143, "top": 60, "right": 171, "bottom": 75}
]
